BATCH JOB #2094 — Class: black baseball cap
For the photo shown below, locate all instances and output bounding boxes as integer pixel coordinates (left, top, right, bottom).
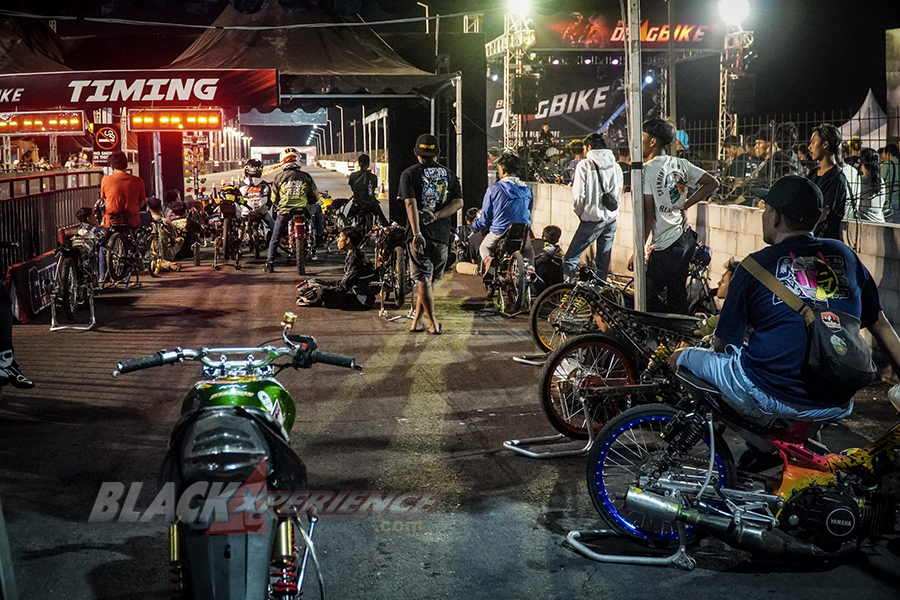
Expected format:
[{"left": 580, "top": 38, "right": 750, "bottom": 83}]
[
  {"left": 414, "top": 134, "right": 440, "bottom": 157},
  {"left": 751, "top": 175, "right": 823, "bottom": 228},
  {"left": 723, "top": 135, "right": 741, "bottom": 148}
]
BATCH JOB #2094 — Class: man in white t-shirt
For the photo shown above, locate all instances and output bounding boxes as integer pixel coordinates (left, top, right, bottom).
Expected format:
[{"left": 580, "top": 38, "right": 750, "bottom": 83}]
[{"left": 634, "top": 118, "right": 718, "bottom": 314}]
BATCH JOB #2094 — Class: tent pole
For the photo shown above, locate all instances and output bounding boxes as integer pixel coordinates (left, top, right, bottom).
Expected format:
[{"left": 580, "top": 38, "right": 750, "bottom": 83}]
[
  {"left": 626, "top": 0, "right": 647, "bottom": 312},
  {"left": 430, "top": 97, "right": 436, "bottom": 134},
  {"left": 454, "top": 74, "right": 463, "bottom": 221}
]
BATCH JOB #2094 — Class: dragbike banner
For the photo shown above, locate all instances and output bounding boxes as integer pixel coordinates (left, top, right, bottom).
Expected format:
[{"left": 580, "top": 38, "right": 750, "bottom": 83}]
[
  {"left": 4, "top": 251, "right": 56, "bottom": 324},
  {"left": 486, "top": 69, "right": 657, "bottom": 147},
  {"left": 0, "top": 70, "right": 279, "bottom": 111}
]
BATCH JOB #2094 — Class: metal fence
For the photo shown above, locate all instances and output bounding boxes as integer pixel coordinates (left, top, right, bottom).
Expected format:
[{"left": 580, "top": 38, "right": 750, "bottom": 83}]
[{"left": 0, "top": 170, "right": 103, "bottom": 273}]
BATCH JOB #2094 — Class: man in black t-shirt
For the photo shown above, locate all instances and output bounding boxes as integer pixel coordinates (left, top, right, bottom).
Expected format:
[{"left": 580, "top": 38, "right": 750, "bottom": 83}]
[
  {"left": 347, "top": 154, "right": 389, "bottom": 227},
  {"left": 399, "top": 134, "right": 464, "bottom": 335}
]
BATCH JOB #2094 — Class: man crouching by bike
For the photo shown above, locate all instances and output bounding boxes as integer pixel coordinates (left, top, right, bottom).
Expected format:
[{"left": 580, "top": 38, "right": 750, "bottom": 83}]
[
  {"left": 265, "top": 149, "right": 323, "bottom": 273},
  {"left": 670, "top": 176, "right": 900, "bottom": 427},
  {"left": 472, "top": 153, "right": 535, "bottom": 284},
  {"left": 295, "top": 226, "right": 376, "bottom": 310}
]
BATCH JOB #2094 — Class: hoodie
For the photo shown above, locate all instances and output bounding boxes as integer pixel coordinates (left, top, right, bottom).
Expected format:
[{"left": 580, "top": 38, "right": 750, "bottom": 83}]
[
  {"left": 472, "top": 176, "right": 533, "bottom": 235},
  {"left": 572, "top": 148, "right": 623, "bottom": 222}
]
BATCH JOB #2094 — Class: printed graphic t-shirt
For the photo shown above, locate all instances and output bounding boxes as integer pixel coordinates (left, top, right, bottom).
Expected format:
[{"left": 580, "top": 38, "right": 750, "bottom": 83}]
[
  {"left": 642, "top": 155, "right": 707, "bottom": 251},
  {"left": 398, "top": 161, "right": 462, "bottom": 245},
  {"left": 714, "top": 235, "right": 881, "bottom": 407}
]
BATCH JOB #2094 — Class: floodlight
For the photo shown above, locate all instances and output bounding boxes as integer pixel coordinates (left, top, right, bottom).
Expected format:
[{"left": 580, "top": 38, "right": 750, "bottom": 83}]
[
  {"left": 644, "top": 74, "right": 654, "bottom": 84},
  {"left": 508, "top": 0, "right": 530, "bottom": 16},
  {"left": 718, "top": 0, "right": 749, "bottom": 27}
]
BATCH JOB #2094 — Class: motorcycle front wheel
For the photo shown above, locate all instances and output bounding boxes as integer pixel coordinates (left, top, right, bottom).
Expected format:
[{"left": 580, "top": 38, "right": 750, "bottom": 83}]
[
  {"left": 587, "top": 404, "right": 735, "bottom": 547},
  {"left": 539, "top": 334, "right": 638, "bottom": 440},
  {"left": 529, "top": 282, "right": 576, "bottom": 353}
]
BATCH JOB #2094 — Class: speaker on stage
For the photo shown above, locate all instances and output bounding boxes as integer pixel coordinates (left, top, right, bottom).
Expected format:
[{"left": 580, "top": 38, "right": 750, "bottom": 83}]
[{"left": 512, "top": 74, "right": 540, "bottom": 115}]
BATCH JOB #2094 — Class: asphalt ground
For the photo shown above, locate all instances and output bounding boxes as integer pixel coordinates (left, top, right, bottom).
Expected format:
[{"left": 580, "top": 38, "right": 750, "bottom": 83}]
[{"left": 1, "top": 166, "right": 900, "bottom": 599}]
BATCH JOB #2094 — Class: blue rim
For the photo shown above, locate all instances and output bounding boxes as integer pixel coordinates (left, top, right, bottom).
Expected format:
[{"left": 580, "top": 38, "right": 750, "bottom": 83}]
[{"left": 592, "top": 412, "right": 728, "bottom": 542}]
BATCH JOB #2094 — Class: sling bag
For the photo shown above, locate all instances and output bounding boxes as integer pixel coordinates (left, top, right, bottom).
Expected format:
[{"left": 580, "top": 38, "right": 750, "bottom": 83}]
[{"left": 741, "top": 256, "right": 877, "bottom": 396}]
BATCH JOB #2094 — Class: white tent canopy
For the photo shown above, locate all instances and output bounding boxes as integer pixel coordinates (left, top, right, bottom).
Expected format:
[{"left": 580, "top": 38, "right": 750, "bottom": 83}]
[{"left": 840, "top": 89, "right": 888, "bottom": 149}]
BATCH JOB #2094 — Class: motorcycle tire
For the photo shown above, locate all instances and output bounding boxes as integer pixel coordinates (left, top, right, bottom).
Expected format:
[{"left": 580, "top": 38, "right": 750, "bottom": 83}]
[
  {"left": 539, "top": 333, "right": 638, "bottom": 440},
  {"left": 251, "top": 225, "right": 261, "bottom": 260},
  {"left": 392, "top": 245, "right": 409, "bottom": 309},
  {"left": 586, "top": 404, "right": 735, "bottom": 547},
  {"left": 529, "top": 282, "right": 576, "bottom": 353},
  {"left": 506, "top": 251, "right": 527, "bottom": 313},
  {"left": 295, "top": 234, "right": 306, "bottom": 276},
  {"left": 60, "top": 257, "right": 79, "bottom": 321},
  {"left": 223, "top": 218, "right": 233, "bottom": 262},
  {"left": 107, "top": 232, "right": 128, "bottom": 282}
]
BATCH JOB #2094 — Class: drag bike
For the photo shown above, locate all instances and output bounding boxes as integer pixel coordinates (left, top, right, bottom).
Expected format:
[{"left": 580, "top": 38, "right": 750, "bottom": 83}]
[
  {"left": 529, "top": 267, "right": 634, "bottom": 353},
  {"left": 585, "top": 371, "right": 900, "bottom": 567},
  {"left": 46, "top": 223, "right": 102, "bottom": 328},
  {"left": 538, "top": 284, "right": 703, "bottom": 440},
  {"left": 104, "top": 213, "right": 155, "bottom": 287},
  {"left": 482, "top": 223, "right": 532, "bottom": 316},
  {"left": 112, "top": 312, "right": 361, "bottom": 598},
  {"left": 373, "top": 223, "right": 412, "bottom": 309},
  {"left": 207, "top": 199, "right": 243, "bottom": 270},
  {"left": 280, "top": 207, "right": 317, "bottom": 276}
]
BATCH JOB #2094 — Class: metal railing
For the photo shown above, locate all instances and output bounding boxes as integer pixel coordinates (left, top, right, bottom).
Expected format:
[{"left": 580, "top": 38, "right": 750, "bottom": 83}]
[{"left": 0, "top": 169, "right": 103, "bottom": 273}]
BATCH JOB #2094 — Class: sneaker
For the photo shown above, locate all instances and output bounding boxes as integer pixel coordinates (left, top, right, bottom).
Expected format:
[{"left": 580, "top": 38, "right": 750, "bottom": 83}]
[
  {"left": 0, "top": 361, "right": 35, "bottom": 389},
  {"left": 264, "top": 262, "right": 275, "bottom": 273}
]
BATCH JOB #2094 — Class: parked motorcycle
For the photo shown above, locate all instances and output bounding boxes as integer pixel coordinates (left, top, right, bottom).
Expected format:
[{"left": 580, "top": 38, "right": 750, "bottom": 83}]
[
  {"left": 585, "top": 372, "right": 900, "bottom": 567},
  {"left": 112, "top": 313, "right": 361, "bottom": 598},
  {"left": 46, "top": 223, "right": 102, "bottom": 329},
  {"left": 281, "top": 208, "right": 317, "bottom": 276},
  {"left": 207, "top": 190, "right": 243, "bottom": 271},
  {"left": 482, "top": 223, "right": 532, "bottom": 316},
  {"left": 373, "top": 223, "right": 412, "bottom": 309}
]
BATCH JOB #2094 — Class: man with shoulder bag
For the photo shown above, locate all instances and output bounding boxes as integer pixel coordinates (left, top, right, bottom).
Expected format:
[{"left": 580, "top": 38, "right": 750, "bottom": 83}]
[{"left": 670, "top": 175, "right": 900, "bottom": 423}]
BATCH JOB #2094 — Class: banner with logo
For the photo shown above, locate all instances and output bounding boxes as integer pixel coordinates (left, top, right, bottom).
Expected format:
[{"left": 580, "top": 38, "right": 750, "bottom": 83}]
[
  {"left": 0, "top": 70, "right": 279, "bottom": 111},
  {"left": 486, "top": 68, "right": 658, "bottom": 148},
  {"left": 4, "top": 251, "right": 57, "bottom": 324}
]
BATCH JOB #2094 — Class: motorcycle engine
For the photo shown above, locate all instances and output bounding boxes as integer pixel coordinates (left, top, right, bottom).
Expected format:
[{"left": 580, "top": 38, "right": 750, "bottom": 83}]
[{"left": 780, "top": 486, "right": 861, "bottom": 550}]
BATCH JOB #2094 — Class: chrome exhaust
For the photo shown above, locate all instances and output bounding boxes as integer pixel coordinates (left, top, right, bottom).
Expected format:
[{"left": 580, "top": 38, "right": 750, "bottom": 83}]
[{"left": 624, "top": 487, "right": 852, "bottom": 557}]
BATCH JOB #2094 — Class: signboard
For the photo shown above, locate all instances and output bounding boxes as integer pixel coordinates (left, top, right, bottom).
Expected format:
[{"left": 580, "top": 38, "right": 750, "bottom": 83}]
[
  {"left": 128, "top": 108, "right": 223, "bottom": 132},
  {"left": 93, "top": 123, "right": 121, "bottom": 166},
  {"left": 0, "top": 70, "right": 279, "bottom": 111},
  {"left": 6, "top": 251, "right": 56, "bottom": 324}
]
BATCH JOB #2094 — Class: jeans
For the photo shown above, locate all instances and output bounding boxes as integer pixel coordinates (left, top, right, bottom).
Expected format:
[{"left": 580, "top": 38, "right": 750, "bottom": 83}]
[
  {"left": 647, "top": 229, "right": 692, "bottom": 314},
  {"left": 563, "top": 217, "right": 617, "bottom": 280},
  {"left": 267, "top": 207, "right": 323, "bottom": 262},
  {"left": 677, "top": 346, "right": 853, "bottom": 423}
]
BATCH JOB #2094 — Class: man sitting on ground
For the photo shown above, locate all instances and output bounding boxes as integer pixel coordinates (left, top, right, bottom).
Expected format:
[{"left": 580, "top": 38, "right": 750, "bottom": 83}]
[{"left": 295, "top": 226, "right": 376, "bottom": 310}]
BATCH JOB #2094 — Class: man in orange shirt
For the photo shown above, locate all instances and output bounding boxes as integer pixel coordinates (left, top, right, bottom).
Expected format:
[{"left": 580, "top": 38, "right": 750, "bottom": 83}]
[{"left": 100, "top": 151, "right": 145, "bottom": 228}]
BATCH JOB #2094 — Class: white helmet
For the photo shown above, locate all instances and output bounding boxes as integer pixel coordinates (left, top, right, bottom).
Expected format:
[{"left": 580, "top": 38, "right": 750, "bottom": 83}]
[{"left": 280, "top": 148, "right": 300, "bottom": 167}]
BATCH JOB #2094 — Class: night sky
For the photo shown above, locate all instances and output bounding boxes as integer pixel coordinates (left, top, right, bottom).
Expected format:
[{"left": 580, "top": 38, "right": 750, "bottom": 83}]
[{"left": 13, "top": 0, "right": 900, "bottom": 122}]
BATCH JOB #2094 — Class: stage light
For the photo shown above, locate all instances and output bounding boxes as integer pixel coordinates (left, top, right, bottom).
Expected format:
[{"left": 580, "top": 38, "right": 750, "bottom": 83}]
[
  {"left": 0, "top": 111, "right": 85, "bottom": 135},
  {"left": 611, "top": 58, "right": 620, "bottom": 66},
  {"left": 127, "top": 109, "right": 224, "bottom": 131},
  {"left": 584, "top": 58, "right": 592, "bottom": 65},
  {"left": 491, "top": 74, "right": 499, "bottom": 81},
  {"left": 718, "top": 0, "right": 749, "bottom": 27},
  {"left": 645, "top": 74, "right": 654, "bottom": 84},
  {"left": 551, "top": 58, "right": 560, "bottom": 66}
]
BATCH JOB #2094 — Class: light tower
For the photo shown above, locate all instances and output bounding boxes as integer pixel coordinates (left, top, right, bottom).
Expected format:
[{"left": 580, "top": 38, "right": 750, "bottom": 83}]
[
  {"left": 717, "top": 0, "right": 753, "bottom": 159},
  {"left": 486, "top": 1, "right": 535, "bottom": 149}
]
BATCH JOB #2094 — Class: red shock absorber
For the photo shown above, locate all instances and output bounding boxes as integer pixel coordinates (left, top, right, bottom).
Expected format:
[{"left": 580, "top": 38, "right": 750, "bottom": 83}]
[{"left": 270, "top": 550, "right": 299, "bottom": 597}]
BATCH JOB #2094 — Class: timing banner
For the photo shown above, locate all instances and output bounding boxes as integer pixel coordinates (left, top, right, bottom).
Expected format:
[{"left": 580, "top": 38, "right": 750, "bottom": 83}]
[{"left": 0, "top": 70, "right": 279, "bottom": 110}]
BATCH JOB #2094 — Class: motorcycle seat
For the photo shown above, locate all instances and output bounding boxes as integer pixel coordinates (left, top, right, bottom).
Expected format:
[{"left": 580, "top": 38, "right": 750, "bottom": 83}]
[
  {"left": 614, "top": 305, "right": 701, "bottom": 337},
  {"left": 497, "top": 223, "right": 531, "bottom": 256}
]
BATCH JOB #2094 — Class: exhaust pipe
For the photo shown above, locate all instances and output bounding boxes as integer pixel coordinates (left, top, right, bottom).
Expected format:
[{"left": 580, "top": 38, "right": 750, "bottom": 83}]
[{"left": 624, "top": 487, "right": 853, "bottom": 557}]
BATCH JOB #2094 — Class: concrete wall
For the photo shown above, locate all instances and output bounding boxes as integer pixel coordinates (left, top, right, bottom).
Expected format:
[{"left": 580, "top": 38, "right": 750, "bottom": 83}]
[{"left": 529, "top": 181, "right": 900, "bottom": 335}]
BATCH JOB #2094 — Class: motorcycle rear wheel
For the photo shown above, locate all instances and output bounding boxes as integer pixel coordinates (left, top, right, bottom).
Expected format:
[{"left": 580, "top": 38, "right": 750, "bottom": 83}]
[
  {"left": 107, "top": 232, "right": 128, "bottom": 281},
  {"left": 587, "top": 404, "right": 735, "bottom": 547},
  {"left": 295, "top": 234, "right": 306, "bottom": 275},
  {"left": 539, "top": 334, "right": 638, "bottom": 440},
  {"left": 529, "top": 282, "right": 576, "bottom": 353},
  {"left": 392, "top": 245, "right": 409, "bottom": 308},
  {"left": 60, "top": 257, "right": 79, "bottom": 321},
  {"left": 505, "top": 250, "right": 527, "bottom": 313}
]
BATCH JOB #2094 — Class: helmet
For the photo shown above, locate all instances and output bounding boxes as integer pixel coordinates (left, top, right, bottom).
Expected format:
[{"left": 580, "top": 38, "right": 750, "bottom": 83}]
[
  {"left": 218, "top": 184, "right": 241, "bottom": 203},
  {"left": 280, "top": 148, "right": 300, "bottom": 167},
  {"left": 244, "top": 159, "right": 263, "bottom": 178}
]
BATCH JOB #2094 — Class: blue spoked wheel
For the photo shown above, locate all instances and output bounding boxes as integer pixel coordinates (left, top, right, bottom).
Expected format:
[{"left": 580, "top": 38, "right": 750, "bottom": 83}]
[{"left": 586, "top": 404, "right": 735, "bottom": 547}]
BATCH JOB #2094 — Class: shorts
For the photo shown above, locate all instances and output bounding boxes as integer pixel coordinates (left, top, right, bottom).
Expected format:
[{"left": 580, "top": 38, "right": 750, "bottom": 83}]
[{"left": 409, "top": 240, "right": 449, "bottom": 282}]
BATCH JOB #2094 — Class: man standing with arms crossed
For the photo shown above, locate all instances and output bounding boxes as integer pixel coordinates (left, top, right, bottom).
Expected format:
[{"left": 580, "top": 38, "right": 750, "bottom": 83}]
[
  {"left": 400, "top": 134, "right": 463, "bottom": 335},
  {"left": 635, "top": 118, "right": 718, "bottom": 314}
]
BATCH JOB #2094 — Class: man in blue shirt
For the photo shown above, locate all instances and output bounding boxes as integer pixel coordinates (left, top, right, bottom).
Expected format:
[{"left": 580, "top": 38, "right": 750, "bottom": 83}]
[
  {"left": 472, "top": 154, "right": 534, "bottom": 277},
  {"left": 671, "top": 175, "right": 900, "bottom": 421}
]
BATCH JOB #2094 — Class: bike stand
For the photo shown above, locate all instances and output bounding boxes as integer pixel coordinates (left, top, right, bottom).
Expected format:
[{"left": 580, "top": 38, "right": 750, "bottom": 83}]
[
  {"left": 45, "top": 283, "right": 96, "bottom": 332},
  {"left": 503, "top": 397, "right": 598, "bottom": 458},
  {"left": 512, "top": 353, "right": 546, "bottom": 367},
  {"left": 565, "top": 522, "right": 696, "bottom": 570},
  {"left": 503, "top": 383, "right": 663, "bottom": 459}
]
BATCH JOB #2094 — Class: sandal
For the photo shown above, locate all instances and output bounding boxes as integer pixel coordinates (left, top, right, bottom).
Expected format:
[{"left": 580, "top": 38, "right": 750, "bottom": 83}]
[
  {"left": 409, "top": 324, "right": 426, "bottom": 333},
  {"left": 429, "top": 323, "right": 442, "bottom": 335}
]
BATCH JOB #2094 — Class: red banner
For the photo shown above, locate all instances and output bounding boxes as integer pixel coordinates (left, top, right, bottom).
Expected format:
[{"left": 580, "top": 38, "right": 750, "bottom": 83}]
[
  {"left": 4, "top": 251, "right": 57, "bottom": 324},
  {"left": 0, "top": 70, "right": 279, "bottom": 111}
]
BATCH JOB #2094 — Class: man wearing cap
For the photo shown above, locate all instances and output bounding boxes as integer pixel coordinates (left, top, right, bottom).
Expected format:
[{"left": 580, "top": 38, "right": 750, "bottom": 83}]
[
  {"left": 674, "top": 130, "right": 701, "bottom": 166},
  {"left": 722, "top": 135, "right": 758, "bottom": 180},
  {"left": 670, "top": 175, "right": 900, "bottom": 422},
  {"left": 399, "top": 134, "right": 464, "bottom": 334}
]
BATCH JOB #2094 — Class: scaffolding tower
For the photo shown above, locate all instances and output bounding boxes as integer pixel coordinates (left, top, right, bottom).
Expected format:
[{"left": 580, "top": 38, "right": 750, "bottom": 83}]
[
  {"left": 717, "top": 29, "right": 754, "bottom": 158},
  {"left": 485, "top": 13, "right": 535, "bottom": 149}
]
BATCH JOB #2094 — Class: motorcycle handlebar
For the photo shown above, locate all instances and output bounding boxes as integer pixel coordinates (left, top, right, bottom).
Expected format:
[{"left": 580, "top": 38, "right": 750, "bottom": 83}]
[
  {"left": 309, "top": 350, "right": 362, "bottom": 371},
  {"left": 114, "top": 352, "right": 166, "bottom": 376}
]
